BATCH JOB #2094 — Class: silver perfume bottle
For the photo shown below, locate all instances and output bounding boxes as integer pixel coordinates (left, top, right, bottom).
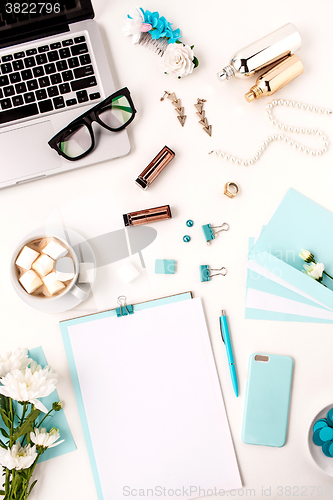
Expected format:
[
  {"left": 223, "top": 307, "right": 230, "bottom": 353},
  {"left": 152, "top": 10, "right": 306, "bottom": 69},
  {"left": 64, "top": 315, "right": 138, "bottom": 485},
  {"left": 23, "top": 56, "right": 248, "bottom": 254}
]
[{"left": 217, "top": 23, "right": 301, "bottom": 82}]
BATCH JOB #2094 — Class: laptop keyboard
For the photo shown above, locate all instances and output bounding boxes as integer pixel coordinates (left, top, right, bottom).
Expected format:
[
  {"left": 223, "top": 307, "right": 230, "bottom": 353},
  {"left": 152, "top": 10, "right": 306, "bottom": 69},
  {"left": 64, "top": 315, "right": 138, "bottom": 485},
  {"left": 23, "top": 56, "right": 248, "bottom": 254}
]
[{"left": 0, "top": 35, "right": 101, "bottom": 125}]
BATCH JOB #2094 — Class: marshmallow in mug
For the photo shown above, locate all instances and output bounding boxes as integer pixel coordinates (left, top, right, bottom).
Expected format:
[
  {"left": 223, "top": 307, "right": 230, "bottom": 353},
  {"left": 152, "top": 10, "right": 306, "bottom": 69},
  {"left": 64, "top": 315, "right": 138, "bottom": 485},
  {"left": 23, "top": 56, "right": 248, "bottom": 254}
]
[
  {"left": 43, "top": 272, "right": 66, "bottom": 295},
  {"left": 15, "top": 246, "right": 40, "bottom": 270},
  {"left": 19, "top": 270, "right": 43, "bottom": 294},
  {"left": 32, "top": 254, "right": 55, "bottom": 277},
  {"left": 43, "top": 240, "right": 68, "bottom": 260},
  {"left": 56, "top": 257, "right": 75, "bottom": 282}
]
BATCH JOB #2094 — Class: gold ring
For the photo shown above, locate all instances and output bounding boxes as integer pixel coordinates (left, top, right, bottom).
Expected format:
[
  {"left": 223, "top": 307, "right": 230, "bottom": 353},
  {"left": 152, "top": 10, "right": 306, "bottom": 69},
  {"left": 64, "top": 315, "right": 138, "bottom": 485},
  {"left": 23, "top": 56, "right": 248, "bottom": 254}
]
[{"left": 224, "top": 182, "right": 239, "bottom": 199}]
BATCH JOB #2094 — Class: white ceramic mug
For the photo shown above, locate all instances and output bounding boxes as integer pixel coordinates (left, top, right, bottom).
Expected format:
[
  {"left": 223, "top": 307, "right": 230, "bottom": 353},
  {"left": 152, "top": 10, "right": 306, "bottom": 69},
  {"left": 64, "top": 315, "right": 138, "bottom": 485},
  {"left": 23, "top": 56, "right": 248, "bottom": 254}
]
[{"left": 11, "top": 233, "right": 89, "bottom": 303}]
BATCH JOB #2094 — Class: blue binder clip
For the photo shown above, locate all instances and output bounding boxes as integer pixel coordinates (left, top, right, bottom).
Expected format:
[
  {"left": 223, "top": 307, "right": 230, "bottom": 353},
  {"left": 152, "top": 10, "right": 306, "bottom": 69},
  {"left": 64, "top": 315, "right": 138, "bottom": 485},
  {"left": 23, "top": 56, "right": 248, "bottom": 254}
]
[
  {"left": 116, "top": 295, "right": 134, "bottom": 317},
  {"left": 200, "top": 265, "right": 227, "bottom": 282},
  {"left": 201, "top": 222, "right": 229, "bottom": 245}
]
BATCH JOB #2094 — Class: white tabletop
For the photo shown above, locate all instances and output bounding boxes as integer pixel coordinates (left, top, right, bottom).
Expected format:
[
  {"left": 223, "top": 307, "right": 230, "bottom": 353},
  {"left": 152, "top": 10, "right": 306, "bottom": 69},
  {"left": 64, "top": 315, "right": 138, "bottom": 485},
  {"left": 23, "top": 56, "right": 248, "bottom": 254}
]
[{"left": 1, "top": 0, "right": 333, "bottom": 498}]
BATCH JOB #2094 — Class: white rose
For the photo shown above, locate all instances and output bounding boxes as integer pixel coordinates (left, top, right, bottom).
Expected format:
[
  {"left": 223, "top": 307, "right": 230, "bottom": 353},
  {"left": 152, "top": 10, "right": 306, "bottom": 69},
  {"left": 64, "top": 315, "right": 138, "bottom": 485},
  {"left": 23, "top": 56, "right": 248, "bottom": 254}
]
[{"left": 162, "top": 43, "right": 195, "bottom": 78}]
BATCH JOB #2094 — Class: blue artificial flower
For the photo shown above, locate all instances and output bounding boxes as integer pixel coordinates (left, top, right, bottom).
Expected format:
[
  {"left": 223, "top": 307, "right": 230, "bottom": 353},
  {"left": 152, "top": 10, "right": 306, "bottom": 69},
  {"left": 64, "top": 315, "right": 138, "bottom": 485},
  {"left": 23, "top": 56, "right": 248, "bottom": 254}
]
[
  {"left": 143, "top": 10, "right": 160, "bottom": 28},
  {"left": 168, "top": 28, "right": 181, "bottom": 44},
  {"left": 142, "top": 9, "right": 181, "bottom": 43}
]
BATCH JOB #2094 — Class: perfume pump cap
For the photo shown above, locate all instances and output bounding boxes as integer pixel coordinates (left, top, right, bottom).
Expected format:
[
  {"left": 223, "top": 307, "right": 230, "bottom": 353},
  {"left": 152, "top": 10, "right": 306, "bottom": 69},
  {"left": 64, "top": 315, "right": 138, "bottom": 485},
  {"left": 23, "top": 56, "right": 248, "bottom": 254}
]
[
  {"left": 244, "top": 90, "right": 256, "bottom": 102},
  {"left": 217, "top": 65, "right": 235, "bottom": 82}
]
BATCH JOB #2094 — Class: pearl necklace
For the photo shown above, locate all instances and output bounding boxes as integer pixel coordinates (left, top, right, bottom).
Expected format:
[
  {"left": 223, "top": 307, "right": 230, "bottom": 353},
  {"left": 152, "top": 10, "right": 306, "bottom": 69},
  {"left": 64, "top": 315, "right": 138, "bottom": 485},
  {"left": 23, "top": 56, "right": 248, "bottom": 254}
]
[{"left": 209, "top": 98, "right": 332, "bottom": 166}]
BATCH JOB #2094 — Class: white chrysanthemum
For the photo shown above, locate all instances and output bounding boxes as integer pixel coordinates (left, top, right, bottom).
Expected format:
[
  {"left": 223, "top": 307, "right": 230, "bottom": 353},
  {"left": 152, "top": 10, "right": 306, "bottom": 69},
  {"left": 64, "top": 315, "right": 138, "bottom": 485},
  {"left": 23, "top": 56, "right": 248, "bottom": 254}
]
[
  {"left": 299, "top": 249, "right": 314, "bottom": 263},
  {"left": 30, "top": 427, "right": 64, "bottom": 450},
  {"left": 123, "top": 7, "right": 151, "bottom": 44},
  {"left": 0, "top": 348, "right": 31, "bottom": 378},
  {"left": 0, "top": 361, "right": 57, "bottom": 413},
  {"left": 162, "top": 43, "right": 195, "bottom": 78},
  {"left": 303, "top": 262, "right": 325, "bottom": 280},
  {"left": 0, "top": 443, "right": 37, "bottom": 470}
]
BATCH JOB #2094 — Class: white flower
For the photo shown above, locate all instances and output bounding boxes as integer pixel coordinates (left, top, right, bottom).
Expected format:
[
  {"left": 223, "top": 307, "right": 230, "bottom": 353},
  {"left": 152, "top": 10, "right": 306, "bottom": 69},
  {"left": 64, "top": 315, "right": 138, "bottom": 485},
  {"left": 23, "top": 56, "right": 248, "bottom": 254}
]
[
  {"left": 0, "top": 443, "right": 37, "bottom": 470},
  {"left": 299, "top": 249, "right": 314, "bottom": 263},
  {"left": 30, "top": 427, "right": 64, "bottom": 450},
  {"left": 123, "top": 7, "right": 151, "bottom": 44},
  {"left": 162, "top": 43, "right": 195, "bottom": 78},
  {"left": 303, "top": 262, "right": 325, "bottom": 280},
  {"left": 0, "top": 362, "right": 57, "bottom": 413},
  {"left": 0, "top": 348, "right": 31, "bottom": 378}
]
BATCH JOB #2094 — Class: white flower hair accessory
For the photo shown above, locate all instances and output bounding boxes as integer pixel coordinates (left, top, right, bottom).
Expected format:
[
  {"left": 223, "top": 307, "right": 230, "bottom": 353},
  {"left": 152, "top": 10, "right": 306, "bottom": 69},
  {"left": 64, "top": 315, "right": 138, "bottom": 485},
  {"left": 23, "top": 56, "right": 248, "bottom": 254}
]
[
  {"left": 123, "top": 7, "right": 198, "bottom": 78},
  {"left": 162, "top": 43, "right": 195, "bottom": 79},
  {"left": 123, "top": 6, "right": 152, "bottom": 44}
]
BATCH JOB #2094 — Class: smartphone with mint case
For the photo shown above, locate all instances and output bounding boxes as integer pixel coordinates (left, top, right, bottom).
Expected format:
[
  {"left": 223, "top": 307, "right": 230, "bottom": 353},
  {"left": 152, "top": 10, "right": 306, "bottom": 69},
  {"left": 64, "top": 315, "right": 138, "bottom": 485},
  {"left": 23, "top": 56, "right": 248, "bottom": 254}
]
[{"left": 242, "top": 353, "right": 293, "bottom": 447}]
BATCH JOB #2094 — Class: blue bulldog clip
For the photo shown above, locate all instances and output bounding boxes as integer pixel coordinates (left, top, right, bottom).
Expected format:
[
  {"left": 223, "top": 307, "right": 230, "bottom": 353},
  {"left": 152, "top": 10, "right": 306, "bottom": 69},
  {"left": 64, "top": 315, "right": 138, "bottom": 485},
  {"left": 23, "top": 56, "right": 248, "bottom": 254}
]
[
  {"left": 200, "top": 265, "right": 227, "bottom": 282},
  {"left": 201, "top": 222, "right": 229, "bottom": 245},
  {"left": 116, "top": 295, "right": 134, "bottom": 317}
]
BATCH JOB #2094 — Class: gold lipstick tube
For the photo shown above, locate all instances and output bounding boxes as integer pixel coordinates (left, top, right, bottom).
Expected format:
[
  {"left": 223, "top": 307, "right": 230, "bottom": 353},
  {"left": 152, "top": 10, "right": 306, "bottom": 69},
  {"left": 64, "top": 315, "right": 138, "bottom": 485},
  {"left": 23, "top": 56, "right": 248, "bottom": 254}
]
[
  {"left": 123, "top": 205, "right": 172, "bottom": 226},
  {"left": 135, "top": 146, "right": 175, "bottom": 190},
  {"left": 244, "top": 54, "right": 303, "bottom": 102}
]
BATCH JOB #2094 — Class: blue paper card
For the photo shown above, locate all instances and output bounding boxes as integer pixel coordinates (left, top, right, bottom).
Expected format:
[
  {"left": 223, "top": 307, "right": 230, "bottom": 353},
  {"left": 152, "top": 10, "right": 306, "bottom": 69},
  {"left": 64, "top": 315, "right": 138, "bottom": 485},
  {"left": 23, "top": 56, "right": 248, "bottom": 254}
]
[
  {"left": 28, "top": 347, "right": 76, "bottom": 462},
  {"left": 249, "top": 188, "right": 333, "bottom": 292},
  {"left": 246, "top": 188, "right": 333, "bottom": 320}
]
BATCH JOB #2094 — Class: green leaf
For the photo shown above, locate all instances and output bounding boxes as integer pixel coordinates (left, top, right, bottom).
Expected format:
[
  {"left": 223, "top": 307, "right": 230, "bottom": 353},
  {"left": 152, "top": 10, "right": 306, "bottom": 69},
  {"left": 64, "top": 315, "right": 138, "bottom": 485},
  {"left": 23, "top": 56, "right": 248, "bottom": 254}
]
[
  {"left": 0, "top": 490, "right": 5, "bottom": 495},
  {"left": 28, "top": 480, "right": 38, "bottom": 497},
  {"left": 175, "top": 39, "right": 182, "bottom": 44},
  {"left": 0, "top": 440, "right": 7, "bottom": 449},
  {"left": 0, "top": 396, "right": 9, "bottom": 412},
  {"left": 0, "top": 428, "right": 9, "bottom": 439},
  {"left": 13, "top": 409, "right": 40, "bottom": 441},
  {"left": 19, "top": 469, "right": 29, "bottom": 480},
  {"left": 190, "top": 45, "right": 194, "bottom": 50},
  {"left": 193, "top": 56, "right": 199, "bottom": 68},
  {"left": 0, "top": 410, "right": 11, "bottom": 429}
]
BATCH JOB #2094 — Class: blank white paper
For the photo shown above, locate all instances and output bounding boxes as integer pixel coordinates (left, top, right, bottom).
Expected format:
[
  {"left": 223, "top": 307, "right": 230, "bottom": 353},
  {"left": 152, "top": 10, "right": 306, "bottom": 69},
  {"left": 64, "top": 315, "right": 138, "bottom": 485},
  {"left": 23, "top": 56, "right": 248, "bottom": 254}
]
[
  {"left": 246, "top": 288, "right": 333, "bottom": 320},
  {"left": 247, "top": 259, "right": 333, "bottom": 311},
  {"left": 67, "top": 298, "right": 241, "bottom": 499}
]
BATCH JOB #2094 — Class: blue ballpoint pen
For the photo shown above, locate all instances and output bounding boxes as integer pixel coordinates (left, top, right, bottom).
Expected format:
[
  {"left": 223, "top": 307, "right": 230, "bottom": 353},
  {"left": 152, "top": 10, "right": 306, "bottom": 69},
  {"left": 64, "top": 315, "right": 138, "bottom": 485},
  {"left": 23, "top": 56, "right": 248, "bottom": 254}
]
[{"left": 219, "top": 310, "right": 239, "bottom": 397}]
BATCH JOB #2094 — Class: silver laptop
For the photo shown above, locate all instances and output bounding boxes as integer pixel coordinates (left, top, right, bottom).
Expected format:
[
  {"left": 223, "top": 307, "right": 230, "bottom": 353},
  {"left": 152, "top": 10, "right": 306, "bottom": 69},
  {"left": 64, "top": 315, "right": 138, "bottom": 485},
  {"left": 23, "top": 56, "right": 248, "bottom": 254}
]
[{"left": 0, "top": 0, "right": 130, "bottom": 189}]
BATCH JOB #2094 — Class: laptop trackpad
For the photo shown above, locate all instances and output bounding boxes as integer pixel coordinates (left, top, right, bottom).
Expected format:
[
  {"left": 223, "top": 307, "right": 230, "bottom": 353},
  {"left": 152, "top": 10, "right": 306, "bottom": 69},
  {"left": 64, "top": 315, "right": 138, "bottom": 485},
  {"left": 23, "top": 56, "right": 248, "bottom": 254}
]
[{"left": 0, "top": 121, "right": 61, "bottom": 183}]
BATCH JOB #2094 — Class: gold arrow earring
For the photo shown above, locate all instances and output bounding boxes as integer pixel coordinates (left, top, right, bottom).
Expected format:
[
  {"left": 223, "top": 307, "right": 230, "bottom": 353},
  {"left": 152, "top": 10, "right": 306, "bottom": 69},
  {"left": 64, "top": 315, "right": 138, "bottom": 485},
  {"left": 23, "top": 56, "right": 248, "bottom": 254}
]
[
  {"left": 195, "top": 98, "right": 212, "bottom": 137},
  {"left": 160, "top": 91, "right": 187, "bottom": 127}
]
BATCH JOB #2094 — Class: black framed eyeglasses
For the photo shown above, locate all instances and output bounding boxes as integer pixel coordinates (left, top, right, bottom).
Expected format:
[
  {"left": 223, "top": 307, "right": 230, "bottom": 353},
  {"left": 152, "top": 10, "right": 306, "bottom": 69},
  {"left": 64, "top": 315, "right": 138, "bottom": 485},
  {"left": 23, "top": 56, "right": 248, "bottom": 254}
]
[{"left": 48, "top": 87, "right": 136, "bottom": 161}]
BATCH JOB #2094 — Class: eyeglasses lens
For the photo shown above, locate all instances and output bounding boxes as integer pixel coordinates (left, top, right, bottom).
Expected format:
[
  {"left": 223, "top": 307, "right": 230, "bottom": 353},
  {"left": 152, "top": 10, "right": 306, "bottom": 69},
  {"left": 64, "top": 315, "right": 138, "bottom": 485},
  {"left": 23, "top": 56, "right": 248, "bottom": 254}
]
[
  {"left": 98, "top": 95, "right": 133, "bottom": 129},
  {"left": 60, "top": 125, "right": 92, "bottom": 159}
]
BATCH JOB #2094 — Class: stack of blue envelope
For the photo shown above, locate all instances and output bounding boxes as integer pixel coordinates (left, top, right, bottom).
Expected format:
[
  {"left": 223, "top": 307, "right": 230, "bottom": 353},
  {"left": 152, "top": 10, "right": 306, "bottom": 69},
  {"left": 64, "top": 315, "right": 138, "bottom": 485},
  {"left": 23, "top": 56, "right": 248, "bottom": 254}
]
[{"left": 246, "top": 188, "right": 333, "bottom": 323}]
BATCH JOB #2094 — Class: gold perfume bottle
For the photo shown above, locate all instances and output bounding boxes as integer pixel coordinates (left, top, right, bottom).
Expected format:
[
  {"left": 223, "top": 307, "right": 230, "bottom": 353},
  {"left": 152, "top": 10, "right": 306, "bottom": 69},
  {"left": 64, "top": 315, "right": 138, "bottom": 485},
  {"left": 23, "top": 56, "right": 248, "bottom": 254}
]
[{"left": 244, "top": 54, "right": 303, "bottom": 102}]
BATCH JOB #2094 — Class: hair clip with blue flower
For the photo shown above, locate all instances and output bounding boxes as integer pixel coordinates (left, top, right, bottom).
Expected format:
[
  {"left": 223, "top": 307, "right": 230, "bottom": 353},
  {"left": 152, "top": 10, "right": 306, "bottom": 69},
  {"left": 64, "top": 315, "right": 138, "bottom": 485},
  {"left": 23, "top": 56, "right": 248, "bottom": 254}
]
[{"left": 123, "top": 7, "right": 199, "bottom": 79}]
